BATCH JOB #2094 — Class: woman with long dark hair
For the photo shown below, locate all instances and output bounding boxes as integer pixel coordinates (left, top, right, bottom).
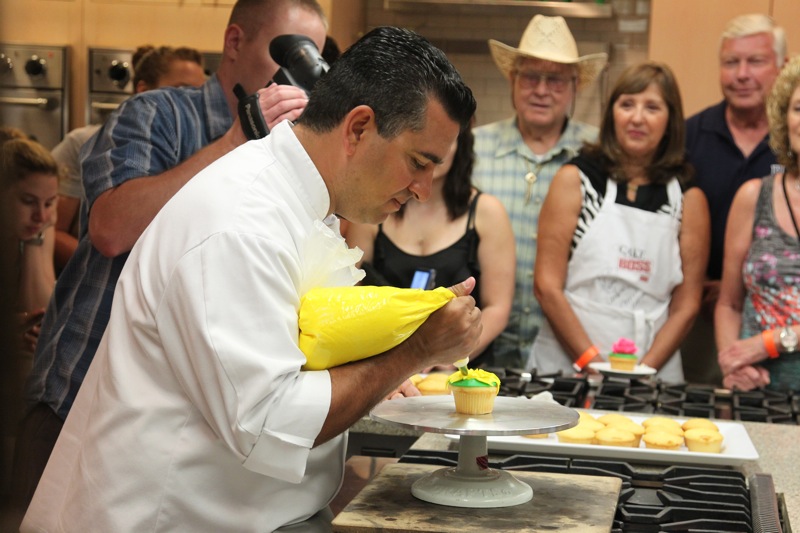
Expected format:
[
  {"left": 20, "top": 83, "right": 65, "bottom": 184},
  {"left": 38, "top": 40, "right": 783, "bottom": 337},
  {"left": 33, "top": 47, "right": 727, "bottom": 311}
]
[
  {"left": 530, "top": 62, "right": 710, "bottom": 381},
  {"left": 346, "top": 125, "right": 515, "bottom": 367}
]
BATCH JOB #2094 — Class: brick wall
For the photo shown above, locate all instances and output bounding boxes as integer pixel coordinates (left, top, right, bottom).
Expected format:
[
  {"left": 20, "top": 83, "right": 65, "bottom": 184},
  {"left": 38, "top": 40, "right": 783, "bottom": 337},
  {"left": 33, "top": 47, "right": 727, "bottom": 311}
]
[{"left": 365, "top": 0, "right": 652, "bottom": 127}]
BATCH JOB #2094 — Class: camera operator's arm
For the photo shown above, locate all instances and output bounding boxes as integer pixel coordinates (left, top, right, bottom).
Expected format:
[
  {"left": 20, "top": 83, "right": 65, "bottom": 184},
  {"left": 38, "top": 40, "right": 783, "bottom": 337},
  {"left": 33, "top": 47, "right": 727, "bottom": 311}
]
[
  {"left": 250, "top": 84, "right": 310, "bottom": 132},
  {"left": 90, "top": 133, "right": 240, "bottom": 257},
  {"left": 90, "top": 84, "right": 310, "bottom": 258}
]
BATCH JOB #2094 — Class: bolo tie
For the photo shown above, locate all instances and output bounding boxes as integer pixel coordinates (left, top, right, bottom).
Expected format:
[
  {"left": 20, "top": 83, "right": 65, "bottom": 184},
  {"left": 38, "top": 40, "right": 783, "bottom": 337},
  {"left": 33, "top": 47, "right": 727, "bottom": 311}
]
[{"left": 524, "top": 159, "right": 544, "bottom": 205}]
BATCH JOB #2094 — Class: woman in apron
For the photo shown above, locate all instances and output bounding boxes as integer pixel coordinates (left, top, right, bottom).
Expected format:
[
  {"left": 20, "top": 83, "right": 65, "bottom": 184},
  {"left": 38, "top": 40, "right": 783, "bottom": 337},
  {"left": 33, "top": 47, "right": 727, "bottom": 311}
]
[{"left": 530, "top": 62, "right": 710, "bottom": 383}]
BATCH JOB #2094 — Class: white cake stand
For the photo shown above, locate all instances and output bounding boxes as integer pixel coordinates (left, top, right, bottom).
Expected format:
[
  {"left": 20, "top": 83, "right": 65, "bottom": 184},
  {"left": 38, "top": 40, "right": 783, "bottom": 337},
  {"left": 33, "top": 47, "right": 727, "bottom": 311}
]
[{"left": 369, "top": 395, "right": 578, "bottom": 508}]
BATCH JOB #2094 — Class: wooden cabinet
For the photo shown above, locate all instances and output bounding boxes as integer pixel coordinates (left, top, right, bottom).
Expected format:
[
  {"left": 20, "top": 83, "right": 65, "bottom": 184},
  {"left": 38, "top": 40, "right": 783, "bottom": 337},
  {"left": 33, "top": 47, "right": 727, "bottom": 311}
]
[
  {"left": 322, "top": 0, "right": 365, "bottom": 49},
  {"left": 649, "top": 0, "right": 800, "bottom": 118},
  {"left": 772, "top": 0, "right": 800, "bottom": 40}
]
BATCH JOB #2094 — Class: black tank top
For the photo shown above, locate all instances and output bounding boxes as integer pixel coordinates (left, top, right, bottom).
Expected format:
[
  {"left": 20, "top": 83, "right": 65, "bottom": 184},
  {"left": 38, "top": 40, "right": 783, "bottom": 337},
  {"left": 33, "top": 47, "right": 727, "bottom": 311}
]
[{"left": 370, "top": 193, "right": 482, "bottom": 308}]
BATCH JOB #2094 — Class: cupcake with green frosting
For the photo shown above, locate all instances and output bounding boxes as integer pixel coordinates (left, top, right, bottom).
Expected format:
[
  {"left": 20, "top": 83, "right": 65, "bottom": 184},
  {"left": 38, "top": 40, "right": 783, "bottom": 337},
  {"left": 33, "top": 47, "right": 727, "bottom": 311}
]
[
  {"left": 447, "top": 368, "right": 501, "bottom": 415},
  {"left": 608, "top": 337, "right": 638, "bottom": 371}
]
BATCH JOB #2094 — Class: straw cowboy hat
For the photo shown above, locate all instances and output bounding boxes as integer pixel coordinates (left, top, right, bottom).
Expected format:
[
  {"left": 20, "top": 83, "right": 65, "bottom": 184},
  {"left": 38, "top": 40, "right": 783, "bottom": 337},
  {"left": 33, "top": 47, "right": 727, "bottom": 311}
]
[{"left": 489, "top": 15, "right": 608, "bottom": 90}]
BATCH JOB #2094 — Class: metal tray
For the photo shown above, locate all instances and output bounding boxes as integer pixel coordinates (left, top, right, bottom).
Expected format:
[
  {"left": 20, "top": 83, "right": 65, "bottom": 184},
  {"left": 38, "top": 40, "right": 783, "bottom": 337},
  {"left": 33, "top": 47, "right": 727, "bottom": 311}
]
[{"left": 446, "top": 409, "right": 759, "bottom": 467}]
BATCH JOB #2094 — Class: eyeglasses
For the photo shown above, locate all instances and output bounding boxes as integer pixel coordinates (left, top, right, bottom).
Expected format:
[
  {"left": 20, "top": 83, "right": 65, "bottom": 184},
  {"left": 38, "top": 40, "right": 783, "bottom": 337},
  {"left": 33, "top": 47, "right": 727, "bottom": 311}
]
[{"left": 514, "top": 70, "right": 575, "bottom": 92}]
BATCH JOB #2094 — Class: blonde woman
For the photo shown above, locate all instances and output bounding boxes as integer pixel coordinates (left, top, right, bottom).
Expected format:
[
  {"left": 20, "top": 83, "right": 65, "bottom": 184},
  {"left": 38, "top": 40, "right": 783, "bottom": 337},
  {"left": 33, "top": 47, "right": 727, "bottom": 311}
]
[
  {"left": 717, "top": 55, "right": 800, "bottom": 392},
  {"left": 1, "top": 138, "right": 60, "bottom": 352}
]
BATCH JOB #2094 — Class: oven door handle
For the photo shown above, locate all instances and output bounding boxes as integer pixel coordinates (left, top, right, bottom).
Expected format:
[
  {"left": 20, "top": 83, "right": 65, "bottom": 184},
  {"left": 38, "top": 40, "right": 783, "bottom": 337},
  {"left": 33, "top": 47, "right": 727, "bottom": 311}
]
[
  {"left": 90, "top": 102, "right": 121, "bottom": 111},
  {"left": 0, "top": 96, "right": 53, "bottom": 108}
]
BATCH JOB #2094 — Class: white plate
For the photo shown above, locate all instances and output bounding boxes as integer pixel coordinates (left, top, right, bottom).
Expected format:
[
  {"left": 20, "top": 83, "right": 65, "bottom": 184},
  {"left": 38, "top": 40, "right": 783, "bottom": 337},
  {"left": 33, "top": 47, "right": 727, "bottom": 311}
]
[
  {"left": 445, "top": 410, "right": 759, "bottom": 467},
  {"left": 589, "top": 361, "right": 657, "bottom": 378}
]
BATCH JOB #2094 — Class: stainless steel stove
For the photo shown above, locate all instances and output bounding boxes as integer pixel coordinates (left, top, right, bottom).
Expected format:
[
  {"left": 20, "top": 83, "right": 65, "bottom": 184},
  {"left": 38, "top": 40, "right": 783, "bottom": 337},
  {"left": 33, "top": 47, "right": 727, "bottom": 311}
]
[
  {"left": 401, "top": 367, "right": 796, "bottom": 531},
  {"left": 399, "top": 450, "right": 790, "bottom": 532}
]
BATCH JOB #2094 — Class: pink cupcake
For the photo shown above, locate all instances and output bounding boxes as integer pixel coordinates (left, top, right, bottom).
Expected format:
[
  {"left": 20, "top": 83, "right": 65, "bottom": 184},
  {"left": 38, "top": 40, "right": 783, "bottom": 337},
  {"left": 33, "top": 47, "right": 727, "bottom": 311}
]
[{"left": 609, "top": 337, "right": 638, "bottom": 371}]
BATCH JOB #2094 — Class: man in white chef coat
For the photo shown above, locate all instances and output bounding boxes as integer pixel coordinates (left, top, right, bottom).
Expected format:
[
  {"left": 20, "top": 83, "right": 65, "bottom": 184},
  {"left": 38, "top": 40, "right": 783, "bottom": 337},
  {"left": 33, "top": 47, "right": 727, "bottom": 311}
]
[
  {"left": 22, "top": 26, "right": 479, "bottom": 532},
  {"left": 14, "top": 0, "right": 328, "bottom": 516}
]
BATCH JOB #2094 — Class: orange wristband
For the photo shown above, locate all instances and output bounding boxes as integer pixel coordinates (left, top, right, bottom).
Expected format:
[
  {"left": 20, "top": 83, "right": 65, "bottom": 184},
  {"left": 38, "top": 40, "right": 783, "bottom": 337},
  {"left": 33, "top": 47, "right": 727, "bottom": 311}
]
[
  {"left": 762, "top": 329, "right": 779, "bottom": 359},
  {"left": 573, "top": 345, "right": 600, "bottom": 372}
]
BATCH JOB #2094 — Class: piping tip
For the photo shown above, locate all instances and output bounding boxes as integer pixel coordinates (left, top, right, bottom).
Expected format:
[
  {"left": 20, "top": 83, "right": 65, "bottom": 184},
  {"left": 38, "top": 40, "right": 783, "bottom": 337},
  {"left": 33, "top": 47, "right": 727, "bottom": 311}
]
[{"left": 453, "top": 357, "right": 469, "bottom": 376}]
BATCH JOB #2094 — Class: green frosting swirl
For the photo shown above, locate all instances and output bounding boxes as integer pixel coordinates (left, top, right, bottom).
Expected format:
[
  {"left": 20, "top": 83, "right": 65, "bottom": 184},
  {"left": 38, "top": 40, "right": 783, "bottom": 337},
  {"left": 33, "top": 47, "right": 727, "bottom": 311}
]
[
  {"left": 609, "top": 353, "right": 637, "bottom": 360},
  {"left": 447, "top": 368, "right": 500, "bottom": 391},
  {"left": 449, "top": 378, "right": 492, "bottom": 388}
]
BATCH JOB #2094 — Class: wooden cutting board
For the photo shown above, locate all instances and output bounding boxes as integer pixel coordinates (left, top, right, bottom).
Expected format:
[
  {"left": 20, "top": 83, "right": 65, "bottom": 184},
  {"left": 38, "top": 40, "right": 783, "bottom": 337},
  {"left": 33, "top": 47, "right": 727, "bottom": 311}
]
[{"left": 332, "top": 463, "right": 621, "bottom": 533}]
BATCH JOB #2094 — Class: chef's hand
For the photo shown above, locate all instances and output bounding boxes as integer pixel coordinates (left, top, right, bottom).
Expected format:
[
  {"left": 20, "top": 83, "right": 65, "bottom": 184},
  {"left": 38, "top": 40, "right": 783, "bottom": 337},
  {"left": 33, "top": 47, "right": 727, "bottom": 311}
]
[
  {"left": 723, "top": 364, "right": 770, "bottom": 391},
  {"left": 385, "top": 379, "right": 421, "bottom": 400},
  {"left": 225, "top": 83, "right": 310, "bottom": 146},
  {"left": 718, "top": 335, "right": 766, "bottom": 375},
  {"left": 407, "top": 277, "right": 482, "bottom": 370}
]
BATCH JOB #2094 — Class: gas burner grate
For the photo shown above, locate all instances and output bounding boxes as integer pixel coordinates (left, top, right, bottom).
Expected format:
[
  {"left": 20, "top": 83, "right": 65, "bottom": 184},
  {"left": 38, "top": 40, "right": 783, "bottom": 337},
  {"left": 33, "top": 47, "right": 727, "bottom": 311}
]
[
  {"left": 487, "top": 367, "right": 592, "bottom": 407},
  {"left": 399, "top": 451, "right": 788, "bottom": 533},
  {"left": 485, "top": 366, "right": 800, "bottom": 424}
]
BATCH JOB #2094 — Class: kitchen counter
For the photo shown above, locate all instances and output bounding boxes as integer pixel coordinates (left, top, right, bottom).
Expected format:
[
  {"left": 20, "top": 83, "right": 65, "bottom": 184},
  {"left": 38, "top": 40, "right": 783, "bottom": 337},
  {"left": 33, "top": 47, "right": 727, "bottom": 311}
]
[{"left": 351, "top": 413, "right": 800, "bottom": 528}]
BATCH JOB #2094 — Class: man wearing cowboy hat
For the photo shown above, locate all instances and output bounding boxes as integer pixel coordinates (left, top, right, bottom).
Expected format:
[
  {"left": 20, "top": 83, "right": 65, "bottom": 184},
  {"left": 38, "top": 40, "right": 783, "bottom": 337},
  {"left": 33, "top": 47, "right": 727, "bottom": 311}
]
[{"left": 473, "top": 15, "right": 607, "bottom": 368}]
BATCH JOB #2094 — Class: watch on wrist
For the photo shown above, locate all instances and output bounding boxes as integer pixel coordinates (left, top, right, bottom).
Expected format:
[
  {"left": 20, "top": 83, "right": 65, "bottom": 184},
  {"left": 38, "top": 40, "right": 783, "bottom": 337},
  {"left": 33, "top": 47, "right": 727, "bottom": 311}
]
[
  {"left": 779, "top": 327, "right": 798, "bottom": 353},
  {"left": 23, "top": 232, "right": 45, "bottom": 246}
]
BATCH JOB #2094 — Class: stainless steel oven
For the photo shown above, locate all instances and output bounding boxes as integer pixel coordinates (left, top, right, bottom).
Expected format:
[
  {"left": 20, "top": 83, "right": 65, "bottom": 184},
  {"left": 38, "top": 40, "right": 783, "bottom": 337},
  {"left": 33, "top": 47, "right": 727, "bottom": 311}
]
[
  {"left": 87, "top": 49, "right": 219, "bottom": 125},
  {"left": 0, "top": 43, "right": 68, "bottom": 149},
  {"left": 87, "top": 47, "right": 134, "bottom": 125}
]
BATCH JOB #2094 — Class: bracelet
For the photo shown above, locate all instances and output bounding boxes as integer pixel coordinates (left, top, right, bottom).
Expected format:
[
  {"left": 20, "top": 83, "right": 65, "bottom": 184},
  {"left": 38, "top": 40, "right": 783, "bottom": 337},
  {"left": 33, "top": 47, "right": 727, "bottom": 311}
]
[
  {"left": 573, "top": 345, "right": 600, "bottom": 372},
  {"left": 762, "top": 329, "right": 779, "bottom": 359}
]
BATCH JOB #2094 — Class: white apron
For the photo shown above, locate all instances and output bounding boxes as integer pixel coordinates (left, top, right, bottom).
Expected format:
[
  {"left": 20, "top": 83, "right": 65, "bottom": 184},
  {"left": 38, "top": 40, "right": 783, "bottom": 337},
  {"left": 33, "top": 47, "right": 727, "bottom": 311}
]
[{"left": 530, "top": 177, "right": 685, "bottom": 383}]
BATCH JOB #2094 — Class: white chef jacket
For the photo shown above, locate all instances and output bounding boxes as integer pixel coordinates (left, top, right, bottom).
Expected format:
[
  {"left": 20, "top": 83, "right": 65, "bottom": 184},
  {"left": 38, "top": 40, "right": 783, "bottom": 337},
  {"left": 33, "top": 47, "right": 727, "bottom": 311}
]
[
  {"left": 530, "top": 177, "right": 685, "bottom": 383},
  {"left": 22, "top": 121, "right": 364, "bottom": 532}
]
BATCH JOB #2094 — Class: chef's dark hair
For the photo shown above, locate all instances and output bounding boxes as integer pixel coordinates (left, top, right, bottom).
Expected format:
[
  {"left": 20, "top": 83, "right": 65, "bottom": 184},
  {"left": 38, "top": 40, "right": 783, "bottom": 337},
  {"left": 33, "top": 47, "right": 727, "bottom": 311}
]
[{"left": 296, "top": 26, "right": 476, "bottom": 138}]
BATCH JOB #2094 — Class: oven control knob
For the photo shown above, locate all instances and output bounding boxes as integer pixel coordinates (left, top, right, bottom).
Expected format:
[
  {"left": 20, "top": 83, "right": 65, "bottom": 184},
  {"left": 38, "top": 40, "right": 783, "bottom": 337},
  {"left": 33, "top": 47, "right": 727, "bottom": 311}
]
[
  {"left": 25, "top": 55, "right": 47, "bottom": 77},
  {"left": 108, "top": 60, "right": 130, "bottom": 88},
  {"left": 0, "top": 54, "right": 12, "bottom": 75}
]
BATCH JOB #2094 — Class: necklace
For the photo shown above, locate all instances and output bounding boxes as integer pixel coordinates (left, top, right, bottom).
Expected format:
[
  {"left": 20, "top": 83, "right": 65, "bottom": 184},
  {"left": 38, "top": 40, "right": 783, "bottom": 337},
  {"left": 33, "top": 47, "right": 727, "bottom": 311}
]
[
  {"left": 782, "top": 173, "right": 800, "bottom": 240},
  {"left": 626, "top": 181, "right": 641, "bottom": 201},
  {"left": 524, "top": 159, "right": 544, "bottom": 205}
]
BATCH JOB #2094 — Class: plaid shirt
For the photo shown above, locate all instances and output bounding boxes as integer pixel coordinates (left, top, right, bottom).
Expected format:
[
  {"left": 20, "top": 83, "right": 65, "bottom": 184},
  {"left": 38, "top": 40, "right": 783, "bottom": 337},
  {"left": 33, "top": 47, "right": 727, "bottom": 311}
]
[
  {"left": 472, "top": 116, "right": 598, "bottom": 368},
  {"left": 26, "top": 76, "right": 232, "bottom": 419}
]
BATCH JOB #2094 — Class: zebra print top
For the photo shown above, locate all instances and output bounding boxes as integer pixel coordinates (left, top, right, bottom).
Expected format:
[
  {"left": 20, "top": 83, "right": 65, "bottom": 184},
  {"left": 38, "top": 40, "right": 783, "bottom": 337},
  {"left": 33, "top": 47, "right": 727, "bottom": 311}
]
[{"left": 569, "top": 152, "right": 693, "bottom": 254}]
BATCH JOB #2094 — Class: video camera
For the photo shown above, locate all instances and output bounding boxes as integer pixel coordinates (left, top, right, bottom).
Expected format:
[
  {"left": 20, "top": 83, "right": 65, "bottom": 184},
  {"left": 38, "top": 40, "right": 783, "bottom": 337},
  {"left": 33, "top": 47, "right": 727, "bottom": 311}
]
[{"left": 235, "top": 34, "right": 330, "bottom": 140}]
